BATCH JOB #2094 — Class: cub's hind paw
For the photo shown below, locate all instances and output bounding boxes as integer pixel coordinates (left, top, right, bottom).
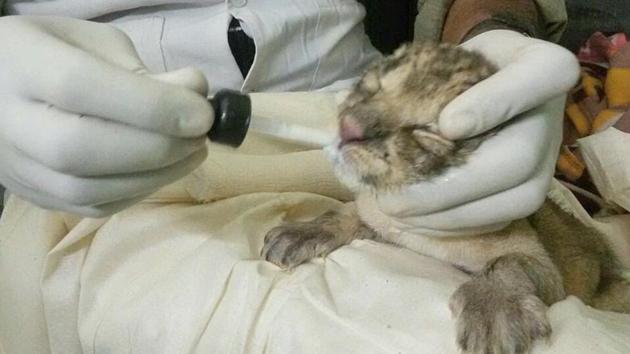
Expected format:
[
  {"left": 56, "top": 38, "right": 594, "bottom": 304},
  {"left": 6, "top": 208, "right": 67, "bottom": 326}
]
[
  {"left": 261, "top": 222, "right": 341, "bottom": 269},
  {"left": 450, "top": 279, "right": 551, "bottom": 354}
]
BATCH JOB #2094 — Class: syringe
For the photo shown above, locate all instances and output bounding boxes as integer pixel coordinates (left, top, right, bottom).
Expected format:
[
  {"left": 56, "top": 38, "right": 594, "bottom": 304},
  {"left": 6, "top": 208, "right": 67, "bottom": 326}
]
[{"left": 207, "top": 90, "right": 337, "bottom": 148}]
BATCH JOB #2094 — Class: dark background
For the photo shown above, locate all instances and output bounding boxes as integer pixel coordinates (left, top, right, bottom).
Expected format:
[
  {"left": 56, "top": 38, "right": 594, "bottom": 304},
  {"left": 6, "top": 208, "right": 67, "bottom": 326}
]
[
  {"left": 561, "top": 0, "right": 630, "bottom": 51},
  {"left": 359, "top": 0, "right": 630, "bottom": 54},
  {"left": 358, "top": 0, "right": 418, "bottom": 54}
]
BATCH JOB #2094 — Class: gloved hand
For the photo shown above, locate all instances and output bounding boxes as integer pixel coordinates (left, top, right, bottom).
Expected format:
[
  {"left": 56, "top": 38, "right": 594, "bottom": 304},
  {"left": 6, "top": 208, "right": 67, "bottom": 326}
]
[
  {"left": 375, "top": 30, "right": 580, "bottom": 236},
  {"left": 0, "top": 16, "right": 213, "bottom": 217}
]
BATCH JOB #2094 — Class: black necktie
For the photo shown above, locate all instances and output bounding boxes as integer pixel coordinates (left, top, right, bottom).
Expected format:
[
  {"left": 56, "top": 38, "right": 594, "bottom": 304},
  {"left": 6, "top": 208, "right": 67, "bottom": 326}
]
[{"left": 227, "top": 17, "right": 256, "bottom": 79}]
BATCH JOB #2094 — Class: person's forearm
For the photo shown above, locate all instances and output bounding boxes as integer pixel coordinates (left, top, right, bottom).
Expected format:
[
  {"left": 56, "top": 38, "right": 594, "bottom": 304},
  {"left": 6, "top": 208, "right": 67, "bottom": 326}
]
[{"left": 442, "top": 0, "right": 544, "bottom": 43}]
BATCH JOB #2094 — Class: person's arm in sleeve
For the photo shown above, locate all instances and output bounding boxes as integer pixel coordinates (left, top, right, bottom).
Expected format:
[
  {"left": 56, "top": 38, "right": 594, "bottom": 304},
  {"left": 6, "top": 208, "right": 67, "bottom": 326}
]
[
  {"left": 374, "top": 0, "right": 579, "bottom": 236},
  {"left": 442, "top": 0, "right": 566, "bottom": 43},
  {"left": 0, "top": 16, "right": 214, "bottom": 217}
]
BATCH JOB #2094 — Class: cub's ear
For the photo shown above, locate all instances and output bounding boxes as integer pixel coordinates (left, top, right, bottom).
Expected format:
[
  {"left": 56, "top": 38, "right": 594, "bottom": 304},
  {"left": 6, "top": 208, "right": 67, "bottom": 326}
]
[
  {"left": 411, "top": 129, "right": 455, "bottom": 156},
  {"left": 341, "top": 69, "right": 380, "bottom": 109},
  {"left": 360, "top": 69, "right": 381, "bottom": 94}
]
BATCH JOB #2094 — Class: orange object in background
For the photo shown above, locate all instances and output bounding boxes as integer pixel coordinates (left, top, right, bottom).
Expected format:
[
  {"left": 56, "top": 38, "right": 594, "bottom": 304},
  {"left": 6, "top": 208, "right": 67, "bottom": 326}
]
[
  {"left": 592, "top": 109, "right": 624, "bottom": 132},
  {"left": 557, "top": 146, "right": 586, "bottom": 181},
  {"left": 581, "top": 72, "right": 602, "bottom": 98},
  {"left": 566, "top": 102, "right": 592, "bottom": 137},
  {"left": 606, "top": 68, "right": 630, "bottom": 107}
]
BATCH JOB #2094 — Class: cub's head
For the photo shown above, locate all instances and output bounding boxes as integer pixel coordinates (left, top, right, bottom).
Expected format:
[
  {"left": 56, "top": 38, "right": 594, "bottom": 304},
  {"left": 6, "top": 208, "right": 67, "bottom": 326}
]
[{"left": 326, "top": 42, "right": 497, "bottom": 191}]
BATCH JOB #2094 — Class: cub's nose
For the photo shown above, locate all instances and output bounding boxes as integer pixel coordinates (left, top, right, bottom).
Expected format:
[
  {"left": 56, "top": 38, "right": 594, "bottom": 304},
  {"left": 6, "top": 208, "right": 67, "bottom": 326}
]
[{"left": 339, "top": 116, "right": 364, "bottom": 144}]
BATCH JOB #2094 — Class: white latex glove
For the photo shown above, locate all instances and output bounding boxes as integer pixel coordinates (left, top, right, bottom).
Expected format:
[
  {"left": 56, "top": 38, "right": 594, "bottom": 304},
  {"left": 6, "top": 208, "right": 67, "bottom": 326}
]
[
  {"left": 375, "top": 30, "right": 580, "bottom": 236},
  {"left": 0, "top": 16, "right": 213, "bottom": 217}
]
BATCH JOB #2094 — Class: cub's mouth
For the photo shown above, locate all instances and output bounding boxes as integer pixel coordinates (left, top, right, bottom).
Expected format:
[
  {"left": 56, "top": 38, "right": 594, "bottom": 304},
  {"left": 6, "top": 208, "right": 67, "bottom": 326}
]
[
  {"left": 337, "top": 137, "right": 367, "bottom": 148},
  {"left": 324, "top": 139, "right": 366, "bottom": 191},
  {"left": 325, "top": 131, "right": 392, "bottom": 192}
]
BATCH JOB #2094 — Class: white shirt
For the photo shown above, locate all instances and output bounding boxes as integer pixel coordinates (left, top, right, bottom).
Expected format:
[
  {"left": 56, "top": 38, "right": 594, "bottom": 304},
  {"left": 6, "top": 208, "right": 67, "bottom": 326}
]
[{"left": 4, "top": 0, "right": 382, "bottom": 92}]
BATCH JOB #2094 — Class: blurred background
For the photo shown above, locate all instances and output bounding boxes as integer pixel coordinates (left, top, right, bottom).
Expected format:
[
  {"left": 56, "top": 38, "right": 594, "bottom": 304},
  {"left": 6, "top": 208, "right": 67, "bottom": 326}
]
[
  {"left": 358, "top": 0, "right": 630, "bottom": 54},
  {"left": 561, "top": 0, "right": 630, "bottom": 51}
]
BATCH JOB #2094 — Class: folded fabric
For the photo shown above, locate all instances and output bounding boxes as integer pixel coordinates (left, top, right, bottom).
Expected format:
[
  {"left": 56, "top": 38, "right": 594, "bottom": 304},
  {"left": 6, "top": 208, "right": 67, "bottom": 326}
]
[{"left": 2, "top": 178, "right": 629, "bottom": 354}]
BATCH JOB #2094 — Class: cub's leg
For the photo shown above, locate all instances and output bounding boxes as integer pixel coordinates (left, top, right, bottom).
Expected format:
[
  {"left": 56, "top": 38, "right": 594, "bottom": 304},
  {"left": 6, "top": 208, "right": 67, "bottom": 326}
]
[
  {"left": 450, "top": 253, "right": 565, "bottom": 354},
  {"left": 261, "top": 202, "right": 376, "bottom": 269},
  {"left": 528, "top": 199, "right": 615, "bottom": 307},
  {"left": 592, "top": 277, "right": 630, "bottom": 313}
]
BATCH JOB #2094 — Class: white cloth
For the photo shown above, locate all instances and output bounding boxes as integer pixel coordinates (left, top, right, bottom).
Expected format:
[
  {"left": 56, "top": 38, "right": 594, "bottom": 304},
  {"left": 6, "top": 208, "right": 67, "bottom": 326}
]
[
  {"left": 1, "top": 179, "right": 630, "bottom": 354},
  {"left": 578, "top": 127, "right": 630, "bottom": 213}
]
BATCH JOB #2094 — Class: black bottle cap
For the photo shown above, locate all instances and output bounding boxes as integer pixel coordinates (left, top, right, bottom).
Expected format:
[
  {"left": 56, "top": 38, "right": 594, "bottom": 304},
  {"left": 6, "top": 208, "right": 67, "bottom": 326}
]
[{"left": 207, "top": 89, "right": 251, "bottom": 147}]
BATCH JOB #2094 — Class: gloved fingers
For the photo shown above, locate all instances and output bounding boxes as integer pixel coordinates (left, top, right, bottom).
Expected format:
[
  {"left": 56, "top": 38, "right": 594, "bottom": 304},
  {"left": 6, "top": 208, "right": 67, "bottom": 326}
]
[
  {"left": 439, "top": 30, "right": 579, "bottom": 139},
  {"left": 7, "top": 34, "right": 212, "bottom": 138},
  {"left": 459, "top": 29, "right": 536, "bottom": 68},
  {"left": 376, "top": 96, "right": 564, "bottom": 217},
  {"left": 1, "top": 176, "right": 149, "bottom": 218},
  {"left": 149, "top": 67, "right": 210, "bottom": 96},
  {"left": 11, "top": 16, "right": 149, "bottom": 72},
  {"left": 0, "top": 96, "right": 207, "bottom": 177},
  {"left": 392, "top": 153, "right": 555, "bottom": 232},
  {"left": 0, "top": 140, "right": 208, "bottom": 207}
]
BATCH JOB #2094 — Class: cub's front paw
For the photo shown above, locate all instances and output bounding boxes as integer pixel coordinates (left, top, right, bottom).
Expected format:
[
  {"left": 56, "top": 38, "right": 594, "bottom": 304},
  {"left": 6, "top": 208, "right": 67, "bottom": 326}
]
[
  {"left": 450, "top": 279, "right": 551, "bottom": 354},
  {"left": 261, "top": 222, "right": 340, "bottom": 269}
]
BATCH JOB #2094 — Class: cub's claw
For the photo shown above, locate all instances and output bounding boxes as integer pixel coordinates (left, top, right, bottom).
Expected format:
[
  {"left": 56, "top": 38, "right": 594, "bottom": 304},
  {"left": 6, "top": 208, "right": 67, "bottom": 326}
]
[
  {"left": 262, "top": 222, "right": 340, "bottom": 269},
  {"left": 450, "top": 279, "right": 551, "bottom": 354}
]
